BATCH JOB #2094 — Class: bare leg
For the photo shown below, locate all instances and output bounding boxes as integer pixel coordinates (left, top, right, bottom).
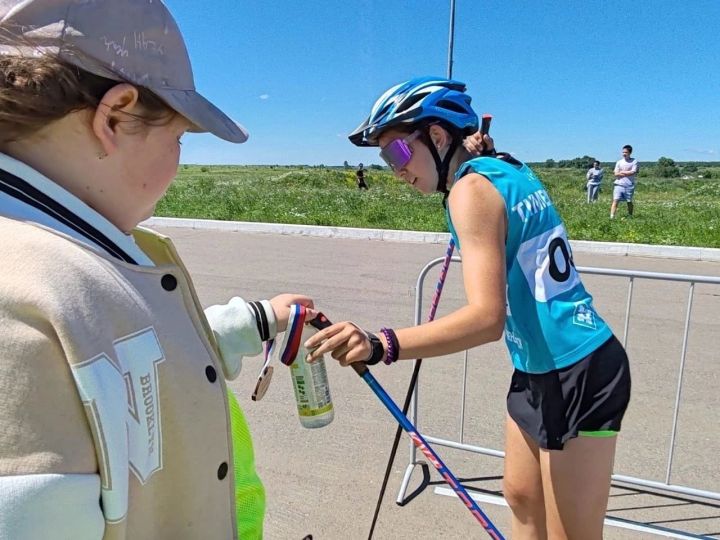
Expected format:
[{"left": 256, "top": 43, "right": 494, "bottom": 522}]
[
  {"left": 504, "top": 416, "right": 547, "bottom": 539},
  {"left": 540, "top": 435, "right": 617, "bottom": 540},
  {"left": 610, "top": 200, "right": 618, "bottom": 218}
]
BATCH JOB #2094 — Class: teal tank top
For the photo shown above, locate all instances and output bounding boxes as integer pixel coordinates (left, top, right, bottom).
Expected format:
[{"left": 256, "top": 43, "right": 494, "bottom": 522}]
[{"left": 447, "top": 157, "right": 612, "bottom": 374}]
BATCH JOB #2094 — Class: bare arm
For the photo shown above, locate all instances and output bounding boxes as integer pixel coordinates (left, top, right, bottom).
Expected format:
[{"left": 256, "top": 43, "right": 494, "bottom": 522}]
[
  {"left": 390, "top": 174, "right": 507, "bottom": 359},
  {"left": 305, "top": 173, "right": 507, "bottom": 364},
  {"left": 615, "top": 161, "right": 638, "bottom": 177}
]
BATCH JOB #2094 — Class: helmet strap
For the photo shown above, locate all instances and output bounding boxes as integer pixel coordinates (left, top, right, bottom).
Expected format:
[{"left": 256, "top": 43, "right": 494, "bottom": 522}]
[{"left": 421, "top": 126, "right": 459, "bottom": 205}]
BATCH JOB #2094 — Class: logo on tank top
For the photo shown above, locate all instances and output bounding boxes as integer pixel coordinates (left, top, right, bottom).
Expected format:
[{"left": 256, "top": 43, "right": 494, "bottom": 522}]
[
  {"left": 511, "top": 188, "right": 554, "bottom": 223},
  {"left": 573, "top": 304, "right": 597, "bottom": 329},
  {"left": 505, "top": 329, "right": 524, "bottom": 350}
]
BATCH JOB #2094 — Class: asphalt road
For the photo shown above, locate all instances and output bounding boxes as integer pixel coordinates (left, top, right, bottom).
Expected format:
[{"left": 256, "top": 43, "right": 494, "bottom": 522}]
[{"left": 160, "top": 227, "right": 720, "bottom": 540}]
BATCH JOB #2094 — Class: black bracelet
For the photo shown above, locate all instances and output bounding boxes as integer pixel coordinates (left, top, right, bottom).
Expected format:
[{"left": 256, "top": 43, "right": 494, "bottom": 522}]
[
  {"left": 380, "top": 328, "right": 399, "bottom": 365},
  {"left": 364, "top": 332, "right": 385, "bottom": 366}
]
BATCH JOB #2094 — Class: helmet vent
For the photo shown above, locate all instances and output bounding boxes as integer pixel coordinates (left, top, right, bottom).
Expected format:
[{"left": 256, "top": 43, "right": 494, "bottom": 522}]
[
  {"left": 437, "top": 99, "right": 468, "bottom": 114},
  {"left": 395, "top": 92, "right": 428, "bottom": 114},
  {"left": 375, "top": 102, "right": 393, "bottom": 119}
]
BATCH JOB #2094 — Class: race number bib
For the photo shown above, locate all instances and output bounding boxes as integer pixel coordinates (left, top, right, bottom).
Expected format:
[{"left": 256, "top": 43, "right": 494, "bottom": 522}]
[{"left": 516, "top": 225, "right": 580, "bottom": 302}]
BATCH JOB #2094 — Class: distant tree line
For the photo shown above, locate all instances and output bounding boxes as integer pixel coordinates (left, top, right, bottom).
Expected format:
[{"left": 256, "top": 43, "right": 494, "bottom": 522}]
[
  {"left": 183, "top": 160, "right": 715, "bottom": 179},
  {"left": 542, "top": 155, "right": 597, "bottom": 169},
  {"left": 528, "top": 156, "right": 715, "bottom": 179},
  {"left": 342, "top": 161, "right": 386, "bottom": 170},
  {"left": 653, "top": 157, "right": 713, "bottom": 178}
]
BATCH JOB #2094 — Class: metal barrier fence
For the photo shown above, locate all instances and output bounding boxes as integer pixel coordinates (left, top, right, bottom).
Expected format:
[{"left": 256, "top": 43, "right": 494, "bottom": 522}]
[{"left": 397, "top": 256, "right": 720, "bottom": 539}]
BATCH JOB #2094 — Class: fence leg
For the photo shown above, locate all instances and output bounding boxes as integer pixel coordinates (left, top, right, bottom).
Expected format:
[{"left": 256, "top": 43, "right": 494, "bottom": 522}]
[
  {"left": 396, "top": 463, "right": 419, "bottom": 504},
  {"left": 666, "top": 283, "right": 695, "bottom": 485},
  {"left": 397, "top": 357, "right": 422, "bottom": 503},
  {"left": 623, "top": 276, "right": 635, "bottom": 347},
  {"left": 460, "top": 350, "right": 469, "bottom": 444}
]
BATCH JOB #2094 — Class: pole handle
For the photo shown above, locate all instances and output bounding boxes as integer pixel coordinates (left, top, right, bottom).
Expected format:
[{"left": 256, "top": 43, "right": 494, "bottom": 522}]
[
  {"left": 351, "top": 362, "right": 368, "bottom": 377},
  {"left": 480, "top": 114, "right": 493, "bottom": 135},
  {"left": 479, "top": 114, "right": 495, "bottom": 156}
]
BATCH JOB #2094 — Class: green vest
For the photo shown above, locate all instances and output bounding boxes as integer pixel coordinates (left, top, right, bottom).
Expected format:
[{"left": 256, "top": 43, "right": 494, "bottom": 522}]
[{"left": 228, "top": 391, "right": 266, "bottom": 539}]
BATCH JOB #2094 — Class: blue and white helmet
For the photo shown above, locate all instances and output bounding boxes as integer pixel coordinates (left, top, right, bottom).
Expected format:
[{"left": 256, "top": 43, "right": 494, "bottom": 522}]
[{"left": 349, "top": 76, "right": 478, "bottom": 147}]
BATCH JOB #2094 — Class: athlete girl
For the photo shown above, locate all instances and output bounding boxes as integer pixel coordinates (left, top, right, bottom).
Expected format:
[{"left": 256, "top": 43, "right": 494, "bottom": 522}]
[{"left": 306, "top": 77, "right": 631, "bottom": 539}]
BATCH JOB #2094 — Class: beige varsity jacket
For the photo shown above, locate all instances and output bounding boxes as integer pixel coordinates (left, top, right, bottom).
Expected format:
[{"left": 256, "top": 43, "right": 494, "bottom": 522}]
[{"left": 0, "top": 216, "right": 261, "bottom": 539}]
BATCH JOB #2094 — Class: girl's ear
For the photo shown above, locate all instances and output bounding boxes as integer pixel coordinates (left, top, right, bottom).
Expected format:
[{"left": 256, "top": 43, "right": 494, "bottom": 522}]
[
  {"left": 91, "top": 83, "right": 140, "bottom": 156},
  {"left": 428, "top": 124, "right": 450, "bottom": 152}
]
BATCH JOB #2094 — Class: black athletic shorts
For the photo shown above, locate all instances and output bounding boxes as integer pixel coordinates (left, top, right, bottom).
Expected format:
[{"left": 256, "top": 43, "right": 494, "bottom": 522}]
[{"left": 507, "top": 335, "right": 631, "bottom": 450}]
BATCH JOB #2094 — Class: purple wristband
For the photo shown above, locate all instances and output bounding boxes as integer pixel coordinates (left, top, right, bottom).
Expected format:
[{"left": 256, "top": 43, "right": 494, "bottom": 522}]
[{"left": 380, "top": 328, "right": 399, "bottom": 365}]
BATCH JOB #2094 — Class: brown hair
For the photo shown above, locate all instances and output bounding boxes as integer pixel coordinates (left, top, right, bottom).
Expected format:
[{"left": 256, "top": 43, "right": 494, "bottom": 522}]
[{"left": 0, "top": 53, "right": 174, "bottom": 144}]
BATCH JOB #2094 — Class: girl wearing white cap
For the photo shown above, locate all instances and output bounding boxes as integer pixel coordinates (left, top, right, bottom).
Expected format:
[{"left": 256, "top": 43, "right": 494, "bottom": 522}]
[{"left": 0, "top": 1, "right": 315, "bottom": 538}]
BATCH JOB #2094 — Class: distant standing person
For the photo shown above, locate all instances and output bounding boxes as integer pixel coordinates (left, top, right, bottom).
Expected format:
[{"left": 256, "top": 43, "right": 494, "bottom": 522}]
[
  {"left": 356, "top": 163, "right": 369, "bottom": 190},
  {"left": 586, "top": 160, "right": 603, "bottom": 203},
  {"left": 611, "top": 145, "right": 638, "bottom": 218}
]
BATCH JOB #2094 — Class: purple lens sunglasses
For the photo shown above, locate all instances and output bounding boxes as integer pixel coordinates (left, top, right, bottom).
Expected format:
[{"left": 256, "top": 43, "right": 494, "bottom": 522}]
[{"left": 379, "top": 130, "right": 421, "bottom": 171}]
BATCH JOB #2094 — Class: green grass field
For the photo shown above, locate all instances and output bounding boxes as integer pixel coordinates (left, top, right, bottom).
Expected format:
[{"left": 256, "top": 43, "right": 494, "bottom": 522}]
[{"left": 156, "top": 165, "right": 720, "bottom": 248}]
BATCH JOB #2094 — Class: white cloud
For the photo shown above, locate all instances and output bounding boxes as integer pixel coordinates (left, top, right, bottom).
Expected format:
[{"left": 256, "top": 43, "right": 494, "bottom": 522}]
[
  {"left": 259, "top": 94, "right": 270, "bottom": 100},
  {"left": 684, "top": 148, "right": 717, "bottom": 155}
]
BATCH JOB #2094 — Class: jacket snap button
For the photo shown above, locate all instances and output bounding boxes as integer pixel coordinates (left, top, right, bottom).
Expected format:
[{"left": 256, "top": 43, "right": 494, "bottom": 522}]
[
  {"left": 161, "top": 274, "right": 177, "bottom": 291},
  {"left": 217, "top": 462, "right": 228, "bottom": 480},
  {"left": 205, "top": 365, "right": 217, "bottom": 383}
]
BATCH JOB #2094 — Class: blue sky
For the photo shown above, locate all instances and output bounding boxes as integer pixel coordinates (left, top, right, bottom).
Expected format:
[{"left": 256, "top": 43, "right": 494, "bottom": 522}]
[{"left": 167, "top": 0, "right": 720, "bottom": 165}]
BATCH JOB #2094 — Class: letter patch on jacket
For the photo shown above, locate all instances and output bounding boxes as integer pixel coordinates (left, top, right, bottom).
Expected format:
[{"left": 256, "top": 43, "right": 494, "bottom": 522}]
[{"left": 71, "top": 327, "right": 165, "bottom": 522}]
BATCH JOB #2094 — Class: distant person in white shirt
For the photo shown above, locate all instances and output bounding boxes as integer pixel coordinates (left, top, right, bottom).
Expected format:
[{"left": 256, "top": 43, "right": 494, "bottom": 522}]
[
  {"left": 586, "top": 160, "right": 603, "bottom": 203},
  {"left": 610, "top": 145, "right": 638, "bottom": 219}
]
